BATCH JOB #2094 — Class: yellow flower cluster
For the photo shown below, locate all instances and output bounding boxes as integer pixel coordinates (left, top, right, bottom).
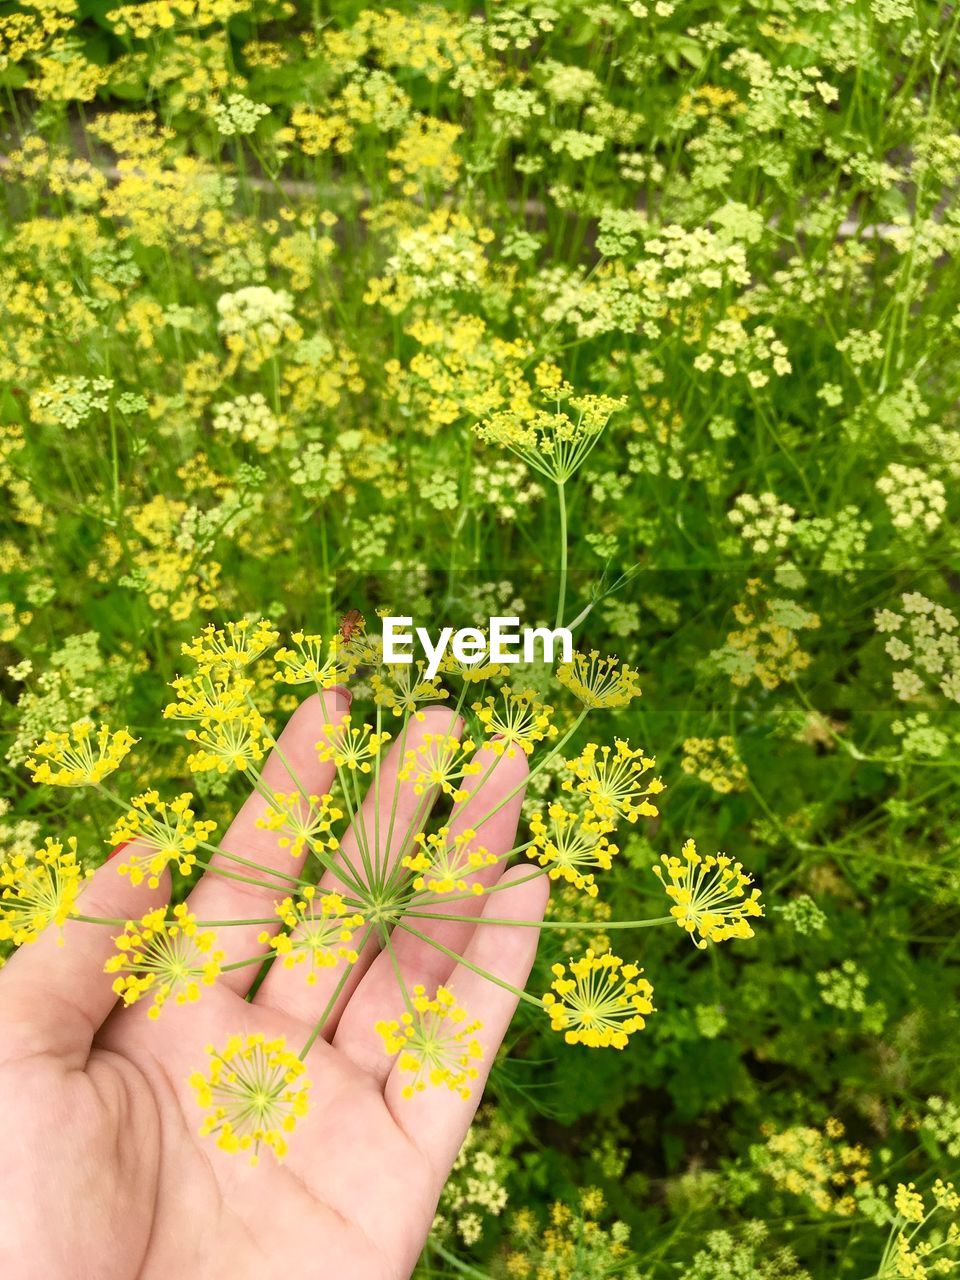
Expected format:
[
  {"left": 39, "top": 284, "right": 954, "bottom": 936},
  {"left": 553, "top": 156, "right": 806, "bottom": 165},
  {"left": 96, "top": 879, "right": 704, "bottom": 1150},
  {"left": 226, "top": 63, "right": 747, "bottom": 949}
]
[
  {"left": 474, "top": 688, "right": 556, "bottom": 756},
  {"left": 557, "top": 650, "right": 642, "bottom": 710},
  {"left": 273, "top": 631, "right": 358, "bottom": 689},
  {"left": 544, "top": 950, "right": 654, "bottom": 1048},
  {"left": 653, "top": 838, "right": 763, "bottom": 948},
  {"left": 562, "top": 739, "right": 664, "bottom": 824},
  {"left": 27, "top": 721, "right": 136, "bottom": 787},
  {"left": 0, "top": 835, "right": 88, "bottom": 947},
  {"left": 387, "top": 114, "right": 463, "bottom": 193},
  {"left": 384, "top": 314, "right": 535, "bottom": 437},
  {"left": 756, "top": 1118, "right": 870, "bottom": 1216},
  {"left": 398, "top": 733, "right": 482, "bottom": 801},
  {"left": 714, "top": 579, "right": 821, "bottom": 691},
  {"left": 181, "top": 618, "right": 279, "bottom": 675},
  {"left": 505, "top": 1191, "right": 635, "bottom": 1280},
  {"left": 528, "top": 803, "right": 617, "bottom": 896},
  {"left": 681, "top": 736, "right": 749, "bottom": 793},
  {"left": 403, "top": 827, "right": 497, "bottom": 895},
  {"left": 216, "top": 286, "right": 302, "bottom": 373},
  {"left": 315, "top": 717, "right": 391, "bottom": 773},
  {"left": 475, "top": 393, "right": 627, "bottom": 484},
  {"left": 190, "top": 1032, "right": 310, "bottom": 1164},
  {"left": 164, "top": 672, "right": 268, "bottom": 773},
  {"left": 373, "top": 665, "right": 449, "bottom": 718},
  {"left": 376, "top": 985, "right": 483, "bottom": 1099},
  {"left": 105, "top": 904, "right": 223, "bottom": 1018},
  {"left": 256, "top": 791, "right": 342, "bottom": 859},
  {"left": 110, "top": 790, "right": 216, "bottom": 888},
  {"left": 107, "top": 0, "right": 272, "bottom": 39},
  {"left": 261, "top": 889, "right": 363, "bottom": 983}
]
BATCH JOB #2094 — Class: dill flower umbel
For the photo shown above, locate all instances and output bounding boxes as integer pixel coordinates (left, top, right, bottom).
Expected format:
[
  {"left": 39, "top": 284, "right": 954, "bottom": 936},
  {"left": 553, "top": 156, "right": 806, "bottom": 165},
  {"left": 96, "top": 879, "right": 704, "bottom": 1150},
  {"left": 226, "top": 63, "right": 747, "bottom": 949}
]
[
  {"left": 191, "top": 1033, "right": 311, "bottom": 1164},
  {"left": 181, "top": 618, "right": 280, "bottom": 675},
  {"left": 403, "top": 827, "right": 498, "bottom": 894},
  {"left": 372, "top": 664, "right": 448, "bottom": 718},
  {"left": 105, "top": 904, "right": 223, "bottom": 1018},
  {"left": 681, "top": 736, "right": 749, "bottom": 794},
  {"left": 528, "top": 803, "right": 617, "bottom": 895},
  {"left": 262, "top": 889, "right": 363, "bottom": 982},
  {"left": 563, "top": 740, "right": 664, "bottom": 823},
  {"left": 256, "top": 791, "right": 342, "bottom": 858},
  {"left": 110, "top": 790, "right": 216, "bottom": 888},
  {"left": 653, "top": 838, "right": 764, "bottom": 948},
  {"left": 27, "top": 721, "right": 136, "bottom": 787},
  {"left": 557, "top": 651, "right": 642, "bottom": 710},
  {"left": 315, "top": 716, "right": 391, "bottom": 772},
  {"left": 475, "top": 392, "right": 626, "bottom": 484},
  {"left": 377, "top": 985, "right": 484, "bottom": 1099},
  {"left": 474, "top": 688, "right": 556, "bottom": 755},
  {"left": 0, "top": 836, "right": 88, "bottom": 946},
  {"left": 273, "top": 631, "right": 358, "bottom": 689},
  {"left": 543, "top": 950, "right": 654, "bottom": 1048},
  {"left": 163, "top": 673, "right": 269, "bottom": 774},
  {"left": 398, "top": 733, "right": 482, "bottom": 801}
]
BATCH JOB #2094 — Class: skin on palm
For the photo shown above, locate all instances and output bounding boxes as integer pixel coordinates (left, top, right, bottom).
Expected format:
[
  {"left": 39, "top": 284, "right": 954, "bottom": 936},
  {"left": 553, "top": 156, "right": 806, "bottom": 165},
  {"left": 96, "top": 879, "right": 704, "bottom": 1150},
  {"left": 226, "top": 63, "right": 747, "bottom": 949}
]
[{"left": 0, "top": 694, "right": 547, "bottom": 1280}]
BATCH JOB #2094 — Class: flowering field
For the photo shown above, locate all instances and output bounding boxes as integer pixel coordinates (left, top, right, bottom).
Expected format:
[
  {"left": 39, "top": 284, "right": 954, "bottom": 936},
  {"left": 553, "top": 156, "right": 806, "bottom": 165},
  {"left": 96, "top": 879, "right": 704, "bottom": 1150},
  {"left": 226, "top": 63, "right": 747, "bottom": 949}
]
[{"left": 2, "top": 1, "right": 960, "bottom": 1277}]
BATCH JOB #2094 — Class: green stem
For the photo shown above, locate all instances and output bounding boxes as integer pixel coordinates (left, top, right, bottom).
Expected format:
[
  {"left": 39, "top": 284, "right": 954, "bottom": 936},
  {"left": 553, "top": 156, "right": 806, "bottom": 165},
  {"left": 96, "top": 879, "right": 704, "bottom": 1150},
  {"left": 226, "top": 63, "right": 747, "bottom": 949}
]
[
  {"left": 396, "top": 921, "right": 545, "bottom": 1009},
  {"left": 298, "top": 923, "right": 376, "bottom": 1060},
  {"left": 555, "top": 479, "right": 568, "bottom": 629},
  {"left": 403, "top": 910, "right": 673, "bottom": 931}
]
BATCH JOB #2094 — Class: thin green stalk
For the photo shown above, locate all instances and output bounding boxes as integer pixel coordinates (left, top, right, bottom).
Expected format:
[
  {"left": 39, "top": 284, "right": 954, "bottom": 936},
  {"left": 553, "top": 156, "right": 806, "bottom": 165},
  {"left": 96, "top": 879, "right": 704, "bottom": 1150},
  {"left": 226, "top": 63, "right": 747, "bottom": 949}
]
[{"left": 396, "top": 921, "right": 545, "bottom": 1009}]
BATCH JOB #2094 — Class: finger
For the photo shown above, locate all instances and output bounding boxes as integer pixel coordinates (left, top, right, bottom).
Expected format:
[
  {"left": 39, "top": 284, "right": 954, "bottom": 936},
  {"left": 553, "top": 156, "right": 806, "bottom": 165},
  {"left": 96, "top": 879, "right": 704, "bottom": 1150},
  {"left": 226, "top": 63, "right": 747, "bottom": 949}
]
[
  {"left": 331, "top": 745, "right": 529, "bottom": 1082},
  {"left": 387, "top": 865, "right": 548, "bottom": 1170},
  {"left": 254, "top": 703, "right": 462, "bottom": 1025},
  {"left": 183, "top": 688, "right": 350, "bottom": 994},
  {"left": 0, "top": 844, "right": 169, "bottom": 1068}
]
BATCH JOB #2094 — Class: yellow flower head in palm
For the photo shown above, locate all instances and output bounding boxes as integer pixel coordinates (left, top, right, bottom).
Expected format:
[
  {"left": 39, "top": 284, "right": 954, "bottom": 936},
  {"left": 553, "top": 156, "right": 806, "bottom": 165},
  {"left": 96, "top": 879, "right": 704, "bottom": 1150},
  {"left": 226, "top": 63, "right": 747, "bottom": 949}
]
[
  {"left": 372, "top": 663, "right": 448, "bottom": 718},
  {"left": 110, "top": 790, "right": 216, "bottom": 888},
  {"left": 262, "top": 889, "right": 364, "bottom": 983},
  {"left": 256, "top": 790, "right": 343, "bottom": 859},
  {"left": 398, "top": 732, "right": 482, "bottom": 801},
  {"left": 190, "top": 1033, "right": 311, "bottom": 1165},
  {"left": 403, "top": 826, "right": 497, "bottom": 895},
  {"left": 315, "top": 715, "right": 391, "bottom": 773},
  {"left": 376, "top": 985, "right": 483, "bottom": 1099},
  {"left": 105, "top": 903, "right": 223, "bottom": 1019}
]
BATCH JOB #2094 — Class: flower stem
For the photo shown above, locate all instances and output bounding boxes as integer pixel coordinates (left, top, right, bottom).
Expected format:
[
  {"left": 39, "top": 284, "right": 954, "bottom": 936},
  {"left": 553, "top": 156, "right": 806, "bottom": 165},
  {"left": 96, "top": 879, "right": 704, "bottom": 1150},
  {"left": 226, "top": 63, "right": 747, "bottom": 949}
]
[
  {"left": 555, "top": 479, "right": 568, "bottom": 629},
  {"left": 396, "top": 921, "right": 545, "bottom": 1009},
  {"left": 298, "top": 923, "right": 376, "bottom": 1059}
]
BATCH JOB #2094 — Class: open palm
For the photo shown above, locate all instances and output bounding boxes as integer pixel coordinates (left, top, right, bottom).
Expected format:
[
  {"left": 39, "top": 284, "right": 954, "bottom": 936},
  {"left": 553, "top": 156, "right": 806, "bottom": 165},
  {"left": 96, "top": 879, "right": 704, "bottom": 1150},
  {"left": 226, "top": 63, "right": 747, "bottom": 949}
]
[{"left": 0, "top": 693, "right": 547, "bottom": 1280}]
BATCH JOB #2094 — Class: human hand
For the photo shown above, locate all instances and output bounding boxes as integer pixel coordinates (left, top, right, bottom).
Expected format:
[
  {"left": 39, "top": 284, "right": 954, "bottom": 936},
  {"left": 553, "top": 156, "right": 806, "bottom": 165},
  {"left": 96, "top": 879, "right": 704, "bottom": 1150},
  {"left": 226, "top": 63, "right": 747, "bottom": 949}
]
[{"left": 0, "top": 691, "right": 546, "bottom": 1280}]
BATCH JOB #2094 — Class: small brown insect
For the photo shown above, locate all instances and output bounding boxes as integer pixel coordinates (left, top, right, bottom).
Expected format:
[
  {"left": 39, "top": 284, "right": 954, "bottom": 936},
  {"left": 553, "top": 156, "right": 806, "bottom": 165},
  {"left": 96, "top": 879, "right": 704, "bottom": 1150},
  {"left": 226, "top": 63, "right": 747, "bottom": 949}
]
[{"left": 338, "top": 609, "right": 365, "bottom": 643}]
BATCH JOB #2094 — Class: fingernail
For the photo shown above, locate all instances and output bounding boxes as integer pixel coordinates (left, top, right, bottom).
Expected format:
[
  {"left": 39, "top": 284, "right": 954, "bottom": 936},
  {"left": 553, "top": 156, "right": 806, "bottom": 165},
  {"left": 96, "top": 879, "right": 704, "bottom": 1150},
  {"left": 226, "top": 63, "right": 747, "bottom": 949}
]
[
  {"left": 329, "top": 685, "right": 353, "bottom": 705},
  {"left": 107, "top": 840, "right": 129, "bottom": 862}
]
